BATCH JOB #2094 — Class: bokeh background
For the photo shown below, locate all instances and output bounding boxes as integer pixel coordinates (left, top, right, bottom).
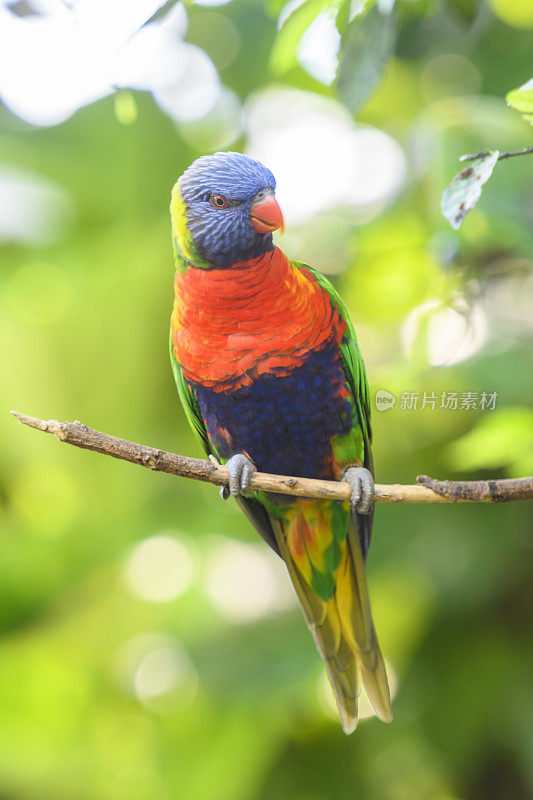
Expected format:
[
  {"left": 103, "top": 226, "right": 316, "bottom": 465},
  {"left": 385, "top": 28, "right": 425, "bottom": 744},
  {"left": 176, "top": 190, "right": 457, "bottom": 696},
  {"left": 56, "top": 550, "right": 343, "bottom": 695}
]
[{"left": 1, "top": 1, "right": 532, "bottom": 798}]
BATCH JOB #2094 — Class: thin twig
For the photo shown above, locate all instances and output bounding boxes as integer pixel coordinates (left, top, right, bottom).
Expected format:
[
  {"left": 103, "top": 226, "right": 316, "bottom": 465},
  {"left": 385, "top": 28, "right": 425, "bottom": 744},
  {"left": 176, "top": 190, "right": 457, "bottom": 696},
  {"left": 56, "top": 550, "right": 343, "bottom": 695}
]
[
  {"left": 459, "top": 147, "right": 533, "bottom": 163},
  {"left": 10, "top": 411, "right": 533, "bottom": 504}
]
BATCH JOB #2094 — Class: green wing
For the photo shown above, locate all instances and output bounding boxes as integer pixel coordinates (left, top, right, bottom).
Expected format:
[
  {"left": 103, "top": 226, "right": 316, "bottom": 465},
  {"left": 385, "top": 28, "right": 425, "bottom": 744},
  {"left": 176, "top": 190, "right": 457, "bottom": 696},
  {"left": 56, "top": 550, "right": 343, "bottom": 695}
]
[
  {"left": 292, "top": 262, "right": 375, "bottom": 560},
  {"left": 292, "top": 261, "right": 373, "bottom": 470},
  {"left": 169, "top": 332, "right": 211, "bottom": 455}
]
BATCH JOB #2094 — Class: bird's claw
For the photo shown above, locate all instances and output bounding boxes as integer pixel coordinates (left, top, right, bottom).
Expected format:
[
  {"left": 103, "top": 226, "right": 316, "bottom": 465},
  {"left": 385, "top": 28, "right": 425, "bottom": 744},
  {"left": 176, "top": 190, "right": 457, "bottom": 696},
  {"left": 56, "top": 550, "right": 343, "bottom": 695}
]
[
  {"left": 225, "top": 453, "right": 256, "bottom": 497},
  {"left": 343, "top": 466, "right": 374, "bottom": 515}
]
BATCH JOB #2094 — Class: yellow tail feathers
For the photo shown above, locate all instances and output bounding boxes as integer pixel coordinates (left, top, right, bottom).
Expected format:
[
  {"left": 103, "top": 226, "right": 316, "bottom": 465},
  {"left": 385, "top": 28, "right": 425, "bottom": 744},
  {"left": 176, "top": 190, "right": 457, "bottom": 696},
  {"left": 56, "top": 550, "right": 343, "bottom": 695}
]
[{"left": 272, "top": 515, "right": 392, "bottom": 733}]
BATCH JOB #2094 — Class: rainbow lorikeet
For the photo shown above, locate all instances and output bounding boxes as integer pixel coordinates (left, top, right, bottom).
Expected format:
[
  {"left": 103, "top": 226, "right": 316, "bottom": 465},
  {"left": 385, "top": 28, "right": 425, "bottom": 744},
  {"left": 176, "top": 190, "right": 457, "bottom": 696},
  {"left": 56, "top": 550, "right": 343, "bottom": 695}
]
[{"left": 169, "top": 152, "right": 392, "bottom": 732}]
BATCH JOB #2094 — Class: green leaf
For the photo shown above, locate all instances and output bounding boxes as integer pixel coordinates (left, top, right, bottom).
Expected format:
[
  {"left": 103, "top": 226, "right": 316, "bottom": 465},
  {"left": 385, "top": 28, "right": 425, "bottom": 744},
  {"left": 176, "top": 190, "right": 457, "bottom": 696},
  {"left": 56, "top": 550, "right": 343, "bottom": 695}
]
[
  {"left": 506, "top": 79, "right": 533, "bottom": 125},
  {"left": 337, "top": 0, "right": 372, "bottom": 29},
  {"left": 441, "top": 151, "right": 499, "bottom": 230},
  {"left": 335, "top": 0, "right": 353, "bottom": 35},
  {"left": 270, "top": 0, "right": 333, "bottom": 76},
  {"left": 336, "top": 5, "right": 397, "bottom": 115}
]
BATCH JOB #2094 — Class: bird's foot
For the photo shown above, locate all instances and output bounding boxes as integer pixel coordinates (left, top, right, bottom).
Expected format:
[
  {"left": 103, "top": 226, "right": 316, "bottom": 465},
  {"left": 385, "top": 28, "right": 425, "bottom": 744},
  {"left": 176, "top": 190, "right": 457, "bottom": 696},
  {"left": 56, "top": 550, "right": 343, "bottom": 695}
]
[
  {"left": 343, "top": 466, "right": 374, "bottom": 515},
  {"left": 222, "top": 453, "right": 256, "bottom": 499}
]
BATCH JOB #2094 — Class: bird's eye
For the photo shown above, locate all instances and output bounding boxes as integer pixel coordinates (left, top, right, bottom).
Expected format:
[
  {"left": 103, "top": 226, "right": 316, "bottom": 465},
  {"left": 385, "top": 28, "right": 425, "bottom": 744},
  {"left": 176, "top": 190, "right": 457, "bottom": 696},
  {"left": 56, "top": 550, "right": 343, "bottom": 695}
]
[{"left": 211, "top": 195, "right": 228, "bottom": 208}]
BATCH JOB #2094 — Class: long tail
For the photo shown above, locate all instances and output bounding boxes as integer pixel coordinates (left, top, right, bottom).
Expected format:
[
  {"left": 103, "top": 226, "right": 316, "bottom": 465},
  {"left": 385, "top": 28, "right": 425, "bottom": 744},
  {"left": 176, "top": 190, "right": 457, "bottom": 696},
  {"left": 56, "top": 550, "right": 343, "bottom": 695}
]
[{"left": 271, "top": 515, "right": 392, "bottom": 733}]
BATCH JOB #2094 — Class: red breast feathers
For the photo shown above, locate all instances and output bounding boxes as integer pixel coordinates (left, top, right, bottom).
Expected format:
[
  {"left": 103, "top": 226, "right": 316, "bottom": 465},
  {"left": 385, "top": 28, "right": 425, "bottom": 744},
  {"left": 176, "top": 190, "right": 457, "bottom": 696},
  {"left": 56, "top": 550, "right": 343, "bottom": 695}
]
[{"left": 171, "top": 247, "right": 346, "bottom": 391}]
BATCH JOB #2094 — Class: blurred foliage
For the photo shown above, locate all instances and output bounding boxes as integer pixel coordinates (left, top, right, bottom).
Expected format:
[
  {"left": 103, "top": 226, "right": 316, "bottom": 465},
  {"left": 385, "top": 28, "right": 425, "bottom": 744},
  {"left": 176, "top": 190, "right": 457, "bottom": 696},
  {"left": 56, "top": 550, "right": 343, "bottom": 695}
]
[
  {"left": 0, "top": 1, "right": 532, "bottom": 799},
  {"left": 337, "top": 4, "right": 397, "bottom": 114}
]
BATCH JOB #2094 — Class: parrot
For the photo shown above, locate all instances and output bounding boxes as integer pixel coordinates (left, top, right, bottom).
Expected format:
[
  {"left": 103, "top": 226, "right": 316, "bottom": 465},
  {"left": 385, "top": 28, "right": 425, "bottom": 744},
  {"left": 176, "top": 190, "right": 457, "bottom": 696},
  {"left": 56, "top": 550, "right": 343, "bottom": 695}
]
[{"left": 169, "top": 151, "right": 392, "bottom": 733}]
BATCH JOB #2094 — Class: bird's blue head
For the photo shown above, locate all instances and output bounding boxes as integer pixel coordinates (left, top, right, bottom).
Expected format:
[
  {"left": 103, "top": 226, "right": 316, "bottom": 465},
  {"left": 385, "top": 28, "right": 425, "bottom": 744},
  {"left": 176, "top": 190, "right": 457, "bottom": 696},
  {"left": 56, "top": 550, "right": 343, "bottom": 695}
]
[{"left": 171, "top": 151, "right": 284, "bottom": 270}]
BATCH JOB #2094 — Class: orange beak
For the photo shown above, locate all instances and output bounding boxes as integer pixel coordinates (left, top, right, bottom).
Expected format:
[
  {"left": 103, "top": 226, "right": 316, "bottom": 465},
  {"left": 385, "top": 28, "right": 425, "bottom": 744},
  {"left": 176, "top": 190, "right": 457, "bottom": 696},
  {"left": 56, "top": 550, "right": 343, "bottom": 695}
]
[{"left": 250, "top": 194, "right": 285, "bottom": 234}]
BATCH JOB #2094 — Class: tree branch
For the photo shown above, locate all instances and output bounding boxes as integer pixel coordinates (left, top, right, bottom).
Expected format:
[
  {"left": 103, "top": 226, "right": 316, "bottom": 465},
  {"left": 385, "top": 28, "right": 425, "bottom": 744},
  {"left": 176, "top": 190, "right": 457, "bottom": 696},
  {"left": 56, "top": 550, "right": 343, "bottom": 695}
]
[
  {"left": 459, "top": 146, "right": 533, "bottom": 163},
  {"left": 10, "top": 411, "right": 533, "bottom": 505}
]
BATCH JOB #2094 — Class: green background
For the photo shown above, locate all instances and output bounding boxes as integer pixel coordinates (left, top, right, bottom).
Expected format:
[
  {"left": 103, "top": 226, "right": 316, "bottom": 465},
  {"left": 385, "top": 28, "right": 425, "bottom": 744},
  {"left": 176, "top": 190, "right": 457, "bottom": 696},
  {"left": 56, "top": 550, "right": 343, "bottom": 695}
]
[{"left": 1, "top": 1, "right": 532, "bottom": 798}]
